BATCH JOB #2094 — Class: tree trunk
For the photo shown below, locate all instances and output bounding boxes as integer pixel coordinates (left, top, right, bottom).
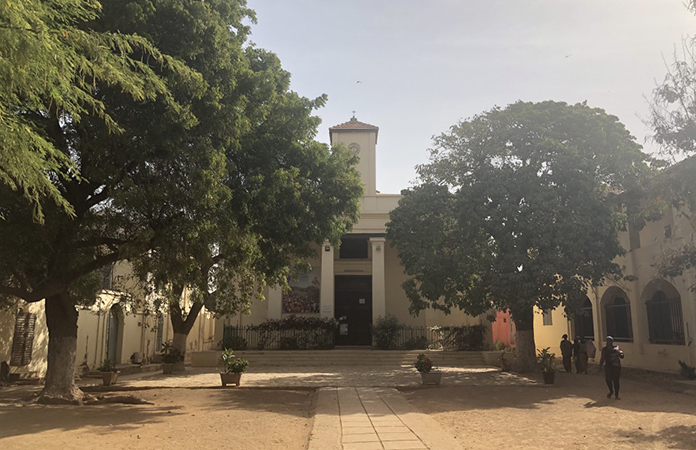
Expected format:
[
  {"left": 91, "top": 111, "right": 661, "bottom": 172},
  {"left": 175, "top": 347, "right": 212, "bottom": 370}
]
[
  {"left": 38, "top": 292, "right": 83, "bottom": 404},
  {"left": 169, "top": 295, "right": 203, "bottom": 372},
  {"left": 510, "top": 305, "right": 538, "bottom": 373}
]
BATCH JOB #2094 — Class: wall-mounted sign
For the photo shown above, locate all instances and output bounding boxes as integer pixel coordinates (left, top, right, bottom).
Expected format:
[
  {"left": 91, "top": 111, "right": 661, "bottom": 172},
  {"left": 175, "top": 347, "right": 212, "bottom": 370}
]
[
  {"left": 340, "top": 323, "right": 349, "bottom": 335},
  {"left": 359, "top": 298, "right": 366, "bottom": 304}
]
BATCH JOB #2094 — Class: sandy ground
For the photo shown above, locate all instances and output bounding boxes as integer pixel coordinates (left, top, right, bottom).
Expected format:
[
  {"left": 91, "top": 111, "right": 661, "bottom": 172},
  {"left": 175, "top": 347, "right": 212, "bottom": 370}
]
[
  {"left": 402, "top": 370, "right": 696, "bottom": 450},
  {"left": 0, "top": 388, "right": 314, "bottom": 450}
]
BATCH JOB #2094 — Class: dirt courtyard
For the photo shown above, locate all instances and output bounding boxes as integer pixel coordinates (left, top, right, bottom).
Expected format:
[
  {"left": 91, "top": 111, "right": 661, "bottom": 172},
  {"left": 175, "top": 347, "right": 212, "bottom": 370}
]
[
  {"left": 403, "top": 370, "right": 696, "bottom": 450},
  {"left": 0, "top": 369, "right": 694, "bottom": 450},
  {"left": 0, "top": 388, "right": 315, "bottom": 450}
]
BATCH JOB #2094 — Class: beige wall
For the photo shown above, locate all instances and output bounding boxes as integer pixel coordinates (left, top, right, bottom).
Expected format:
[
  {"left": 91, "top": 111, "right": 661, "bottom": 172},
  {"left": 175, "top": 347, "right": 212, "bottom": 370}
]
[{"left": 0, "top": 300, "right": 49, "bottom": 377}]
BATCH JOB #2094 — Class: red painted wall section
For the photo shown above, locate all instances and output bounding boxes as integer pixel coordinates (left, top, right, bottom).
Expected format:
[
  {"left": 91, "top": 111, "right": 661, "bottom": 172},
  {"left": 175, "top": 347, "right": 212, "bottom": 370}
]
[{"left": 491, "top": 310, "right": 516, "bottom": 347}]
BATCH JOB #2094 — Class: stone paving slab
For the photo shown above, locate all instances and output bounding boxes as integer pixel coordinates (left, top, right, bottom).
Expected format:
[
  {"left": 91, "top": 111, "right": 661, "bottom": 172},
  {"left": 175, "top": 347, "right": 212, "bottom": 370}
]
[{"left": 309, "top": 387, "right": 463, "bottom": 450}]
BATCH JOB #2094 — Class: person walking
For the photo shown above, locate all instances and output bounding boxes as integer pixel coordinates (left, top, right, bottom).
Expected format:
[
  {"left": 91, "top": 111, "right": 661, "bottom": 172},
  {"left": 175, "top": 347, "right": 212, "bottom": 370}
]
[
  {"left": 599, "top": 336, "right": 624, "bottom": 399},
  {"left": 560, "top": 334, "right": 573, "bottom": 373}
]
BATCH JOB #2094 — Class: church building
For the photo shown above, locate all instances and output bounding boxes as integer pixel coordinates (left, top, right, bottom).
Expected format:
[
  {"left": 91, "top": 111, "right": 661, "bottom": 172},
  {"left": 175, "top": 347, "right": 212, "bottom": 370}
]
[{"left": 216, "top": 116, "right": 483, "bottom": 345}]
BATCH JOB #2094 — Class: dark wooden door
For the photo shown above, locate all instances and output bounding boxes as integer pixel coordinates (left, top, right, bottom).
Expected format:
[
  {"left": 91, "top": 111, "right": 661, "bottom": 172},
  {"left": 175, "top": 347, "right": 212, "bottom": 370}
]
[{"left": 334, "top": 276, "right": 372, "bottom": 346}]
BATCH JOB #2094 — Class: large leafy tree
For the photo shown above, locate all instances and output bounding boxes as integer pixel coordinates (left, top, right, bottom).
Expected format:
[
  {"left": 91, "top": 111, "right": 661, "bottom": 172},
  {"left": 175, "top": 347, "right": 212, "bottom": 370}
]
[
  {"left": 0, "top": 0, "right": 183, "bottom": 220},
  {"left": 0, "top": 0, "right": 360, "bottom": 403},
  {"left": 646, "top": 1, "right": 696, "bottom": 280},
  {"left": 387, "top": 101, "right": 649, "bottom": 371}
]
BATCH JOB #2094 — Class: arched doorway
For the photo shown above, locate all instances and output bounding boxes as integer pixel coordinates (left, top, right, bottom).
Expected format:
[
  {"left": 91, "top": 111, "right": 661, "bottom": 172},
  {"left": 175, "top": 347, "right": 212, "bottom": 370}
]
[
  {"left": 574, "top": 297, "right": 595, "bottom": 340},
  {"left": 106, "top": 304, "right": 123, "bottom": 363}
]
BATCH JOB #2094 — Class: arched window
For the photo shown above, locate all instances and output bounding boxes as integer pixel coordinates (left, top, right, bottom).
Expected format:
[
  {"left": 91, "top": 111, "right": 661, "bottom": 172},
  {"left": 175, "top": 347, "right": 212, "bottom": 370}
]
[
  {"left": 605, "top": 296, "right": 632, "bottom": 342},
  {"left": 646, "top": 290, "right": 685, "bottom": 345},
  {"left": 574, "top": 298, "right": 594, "bottom": 340}
]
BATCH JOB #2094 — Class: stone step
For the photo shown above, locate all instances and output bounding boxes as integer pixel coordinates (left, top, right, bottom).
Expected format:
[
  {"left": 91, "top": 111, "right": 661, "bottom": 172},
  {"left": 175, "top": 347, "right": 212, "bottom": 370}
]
[{"left": 232, "top": 350, "right": 486, "bottom": 367}]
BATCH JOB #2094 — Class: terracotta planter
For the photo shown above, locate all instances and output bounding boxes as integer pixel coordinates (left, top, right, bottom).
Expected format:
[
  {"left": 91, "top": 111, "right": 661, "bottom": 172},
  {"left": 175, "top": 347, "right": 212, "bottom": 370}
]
[
  {"left": 101, "top": 371, "right": 119, "bottom": 386},
  {"left": 220, "top": 372, "right": 243, "bottom": 387},
  {"left": 420, "top": 371, "right": 443, "bottom": 386},
  {"left": 542, "top": 371, "right": 555, "bottom": 385},
  {"left": 162, "top": 363, "right": 175, "bottom": 374}
]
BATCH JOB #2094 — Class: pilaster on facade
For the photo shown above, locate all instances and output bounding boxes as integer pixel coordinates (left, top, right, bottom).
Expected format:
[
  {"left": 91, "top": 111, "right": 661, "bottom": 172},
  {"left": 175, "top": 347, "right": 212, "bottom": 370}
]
[
  {"left": 370, "top": 237, "right": 386, "bottom": 324},
  {"left": 320, "top": 242, "right": 335, "bottom": 319},
  {"left": 267, "top": 286, "right": 283, "bottom": 320}
]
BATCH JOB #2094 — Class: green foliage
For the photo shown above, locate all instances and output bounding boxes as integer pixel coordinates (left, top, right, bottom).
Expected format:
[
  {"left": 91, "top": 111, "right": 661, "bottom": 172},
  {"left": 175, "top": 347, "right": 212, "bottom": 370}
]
[
  {"left": 97, "top": 358, "right": 118, "bottom": 373},
  {"left": 220, "top": 348, "right": 248, "bottom": 374},
  {"left": 387, "top": 101, "right": 649, "bottom": 368},
  {"left": 0, "top": 0, "right": 188, "bottom": 221},
  {"left": 160, "top": 341, "right": 184, "bottom": 364},
  {"left": 220, "top": 335, "right": 248, "bottom": 351},
  {"left": 537, "top": 347, "right": 556, "bottom": 373},
  {"left": 678, "top": 360, "right": 696, "bottom": 380},
  {"left": 0, "top": 0, "right": 361, "bottom": 395},
  {"left": 435, "top": 325, "right": 487, "bottom": 351},
  {"left": 251, "top": 316, "right": 338, "bottom": 350},
  {"left": 415, "top": 353, "right": 434, "bottom": 373},
  {"left": 373, "top": 315, "right": 403, "bottom": 350},
  {"left": 404, "top": 336, "right": 429, "bottom": 350}
]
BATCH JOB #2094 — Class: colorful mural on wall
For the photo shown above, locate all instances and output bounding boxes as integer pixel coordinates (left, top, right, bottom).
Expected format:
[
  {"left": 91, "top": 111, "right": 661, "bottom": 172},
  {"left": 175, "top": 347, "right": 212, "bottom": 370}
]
[{"left": 282, "top": 269, "right": 320, "bottom": 314}]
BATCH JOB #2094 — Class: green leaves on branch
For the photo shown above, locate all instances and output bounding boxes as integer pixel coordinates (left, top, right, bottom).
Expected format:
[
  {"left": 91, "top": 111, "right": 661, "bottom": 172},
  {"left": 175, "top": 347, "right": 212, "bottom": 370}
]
[
  {"left": 388, "top": 101, "right": 650, "bottom": 326},
  {"left": 0, "top": 0, "right": 194, "bottom": 221}
]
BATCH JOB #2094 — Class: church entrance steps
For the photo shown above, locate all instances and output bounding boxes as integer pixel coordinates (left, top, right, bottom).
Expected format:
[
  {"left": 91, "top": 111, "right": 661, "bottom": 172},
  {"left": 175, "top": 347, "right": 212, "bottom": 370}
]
[{"left": 190, "top": 349, "right": 487, "bottom": 367}]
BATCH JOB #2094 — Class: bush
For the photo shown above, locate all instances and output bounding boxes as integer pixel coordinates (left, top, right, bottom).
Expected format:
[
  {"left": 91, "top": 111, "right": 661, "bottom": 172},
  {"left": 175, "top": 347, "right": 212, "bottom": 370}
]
[
  {"left": 404, "top": 336, "right": 429, "bottom": 350},
  {"left": 373, "top": 315, "right": 402, "bottom": 350},
  {"left": 279, "top": 336, "right": 301, "bottom": 350},
  {"left": 220, "top": 335, "right": 248, "bottom": 351},
  {"left": 436, "top": 325, "right": 487, "bottom": 351},
  {"left": 220, "top": 348, "right": 248, "bottom": 374}
]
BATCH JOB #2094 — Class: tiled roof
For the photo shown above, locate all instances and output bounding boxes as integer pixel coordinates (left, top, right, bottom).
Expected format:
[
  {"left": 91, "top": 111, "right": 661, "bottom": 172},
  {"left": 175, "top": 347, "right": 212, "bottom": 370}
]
[
  {"left": 329, "top": 117, "right": 379, "bottom": 144},
  {"left": 329, "top": 117, "right": 379, "bottom": 131}
]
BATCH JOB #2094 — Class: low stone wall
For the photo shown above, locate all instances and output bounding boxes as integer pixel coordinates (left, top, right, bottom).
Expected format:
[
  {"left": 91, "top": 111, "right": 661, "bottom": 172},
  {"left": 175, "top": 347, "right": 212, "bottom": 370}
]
[{"left": 190, "top": 350, "right": 222, "bottom": 367}]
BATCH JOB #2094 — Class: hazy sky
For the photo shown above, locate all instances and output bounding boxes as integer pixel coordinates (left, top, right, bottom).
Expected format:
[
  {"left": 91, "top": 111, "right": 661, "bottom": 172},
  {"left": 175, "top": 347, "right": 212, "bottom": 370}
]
[{"left": 247, "top": 1, "right": 695, "bottom": 194}]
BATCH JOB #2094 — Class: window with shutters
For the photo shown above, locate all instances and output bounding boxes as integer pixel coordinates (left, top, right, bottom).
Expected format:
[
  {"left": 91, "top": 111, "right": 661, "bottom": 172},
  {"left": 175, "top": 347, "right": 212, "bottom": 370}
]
[{"left": 11, "top": 312, "right": 37, "bottom": 366}]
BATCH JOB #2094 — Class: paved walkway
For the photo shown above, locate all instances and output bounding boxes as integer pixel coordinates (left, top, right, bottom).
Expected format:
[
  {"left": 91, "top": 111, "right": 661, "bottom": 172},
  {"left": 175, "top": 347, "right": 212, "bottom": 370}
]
[{"left": 310, "top": 387, "right": 463, "bottom": 450}]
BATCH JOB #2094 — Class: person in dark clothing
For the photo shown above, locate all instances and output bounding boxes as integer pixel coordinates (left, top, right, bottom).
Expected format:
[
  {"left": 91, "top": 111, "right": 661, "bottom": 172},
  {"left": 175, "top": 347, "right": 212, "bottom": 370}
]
[
  {"left": 560, "top": 334, "right": 573, "bottom": 373},
  {"left": 599, "top": 336, "right": 624, "bottom": 399}
]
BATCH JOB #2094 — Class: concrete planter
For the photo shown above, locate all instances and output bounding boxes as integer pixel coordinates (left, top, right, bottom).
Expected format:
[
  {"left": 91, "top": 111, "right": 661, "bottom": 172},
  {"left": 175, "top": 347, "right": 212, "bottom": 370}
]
[
  {"left": 162, "top": 363, "right": 175, "bottom": 374},
  {"left": 542, "top": 371, "right": 555, "bottom": 384},
  {"left": 101, "top": 371, "right": 119, "bottom": 386},
  {"left": 220, "top": 372, "right": 243, "bottom": 387},
  {"left": 420, "top": 371, "right": 443, "bottom": 386}
]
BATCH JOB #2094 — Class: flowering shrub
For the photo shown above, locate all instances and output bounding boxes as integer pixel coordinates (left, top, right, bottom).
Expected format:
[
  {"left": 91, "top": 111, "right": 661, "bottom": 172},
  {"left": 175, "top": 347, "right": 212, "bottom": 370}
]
[{"left": 415, "top": 353, "right": 434, "bottom": 373}]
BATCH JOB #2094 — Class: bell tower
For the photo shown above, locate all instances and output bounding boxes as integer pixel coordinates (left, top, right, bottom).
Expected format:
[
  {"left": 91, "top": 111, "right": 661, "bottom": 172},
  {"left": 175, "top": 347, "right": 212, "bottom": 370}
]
[{"left": 329, "top": 115, "right": 379, "bottom": 196}]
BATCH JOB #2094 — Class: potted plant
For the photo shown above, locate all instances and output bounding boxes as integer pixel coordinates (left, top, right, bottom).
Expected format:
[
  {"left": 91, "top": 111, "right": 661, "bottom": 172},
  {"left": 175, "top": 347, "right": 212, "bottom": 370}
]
[
  {"left": 537, "top": 347, "right": 556, "bottom": 384},
  {"left": 97, "top": 358, "right": 119, "bottom": 386},
  {"left": 220, "top": 348, "right": 249, "bottom": 387},
  {"left": 160, "top": 341, "right": 185, "bottom": 374},
  {"left": 415, "top": 353, "right": 442, "bottom": 385}
]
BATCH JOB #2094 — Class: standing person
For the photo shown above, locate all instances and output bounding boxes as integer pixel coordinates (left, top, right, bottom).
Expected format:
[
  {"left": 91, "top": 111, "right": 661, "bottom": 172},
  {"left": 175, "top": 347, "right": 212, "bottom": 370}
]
[
  {"left": 572, "top": 336, "right": 582, "bottom": 373},
  {"left": 599, "top": 336, "right": 625, "bottom": 399},
  {"left": 560, "top": 334, "right": 573, "bottom": 373}
]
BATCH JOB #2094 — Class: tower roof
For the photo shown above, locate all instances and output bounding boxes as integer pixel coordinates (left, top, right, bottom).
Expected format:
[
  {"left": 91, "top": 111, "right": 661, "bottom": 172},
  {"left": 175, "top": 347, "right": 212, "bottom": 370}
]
[{"left": 329, "top": 116, "right": 379, "bottom": 144}]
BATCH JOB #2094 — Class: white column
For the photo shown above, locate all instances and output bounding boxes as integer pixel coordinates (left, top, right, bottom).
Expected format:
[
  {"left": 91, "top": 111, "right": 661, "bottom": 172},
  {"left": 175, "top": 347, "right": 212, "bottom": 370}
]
[
  {"left": 370, "top": 237, "right": 386, "bottom": 324},
  {"left": 267, "top": 286, "right": 283, "bottom": 320},
  {"left": 320, "top": 242, "right": 335, "bottom": 319}
]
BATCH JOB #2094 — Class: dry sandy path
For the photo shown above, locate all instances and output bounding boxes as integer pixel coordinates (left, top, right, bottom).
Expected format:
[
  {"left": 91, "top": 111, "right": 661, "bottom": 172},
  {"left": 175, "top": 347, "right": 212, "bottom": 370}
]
[
  {"left": 0, "top": 388, "right": 314, "bottom": 450},
  {"left": 401, "top": 370, "right": 696, "bottom": 450}
]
